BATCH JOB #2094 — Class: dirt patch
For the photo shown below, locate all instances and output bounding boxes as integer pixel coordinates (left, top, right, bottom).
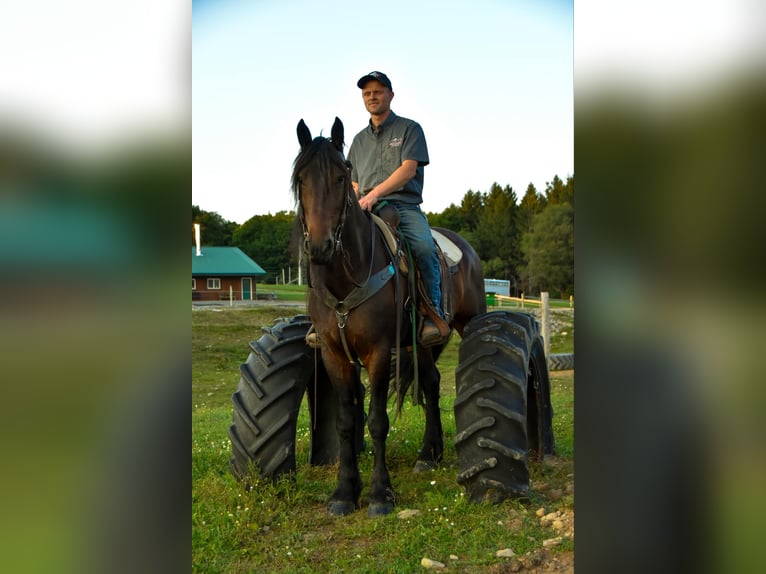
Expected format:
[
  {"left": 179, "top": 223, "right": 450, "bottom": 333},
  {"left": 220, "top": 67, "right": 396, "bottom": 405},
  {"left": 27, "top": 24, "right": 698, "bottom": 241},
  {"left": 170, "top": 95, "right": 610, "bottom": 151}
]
[
  {"left": 487, "top": 473, "right": 574, "bottom": 573},
  {"left": 483, "top": 504, "right": 574, "bottom": 573},
  {"left": 495, "top": 549, "right": 574, "bottom": 573}
]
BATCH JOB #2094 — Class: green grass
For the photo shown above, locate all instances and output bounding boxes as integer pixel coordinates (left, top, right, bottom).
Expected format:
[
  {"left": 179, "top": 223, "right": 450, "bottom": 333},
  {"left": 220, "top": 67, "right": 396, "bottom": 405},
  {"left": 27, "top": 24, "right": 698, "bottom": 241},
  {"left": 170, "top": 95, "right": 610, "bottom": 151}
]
[
  {"left": 193, "top": 306, "right": 574, "bottom": 573},
  {"left": 548, "top": 309, "right": 575, "bottom": 355},
  {"left": 263, "top": 284, "right": 310, "bottom": 302}
]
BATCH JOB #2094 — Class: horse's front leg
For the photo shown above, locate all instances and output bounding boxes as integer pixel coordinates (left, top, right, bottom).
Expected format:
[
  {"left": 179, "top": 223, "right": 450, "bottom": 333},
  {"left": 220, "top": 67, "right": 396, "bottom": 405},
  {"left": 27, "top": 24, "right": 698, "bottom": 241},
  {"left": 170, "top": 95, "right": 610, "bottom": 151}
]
[
  {"left": 366, "top": 352, "right": 395, "bottom": 516},
  {"left": 415, "top": 353, "right": 444, "bottom": 472},
  {"left": 327, "top": 359, "right": 363, "bottom": 516}
]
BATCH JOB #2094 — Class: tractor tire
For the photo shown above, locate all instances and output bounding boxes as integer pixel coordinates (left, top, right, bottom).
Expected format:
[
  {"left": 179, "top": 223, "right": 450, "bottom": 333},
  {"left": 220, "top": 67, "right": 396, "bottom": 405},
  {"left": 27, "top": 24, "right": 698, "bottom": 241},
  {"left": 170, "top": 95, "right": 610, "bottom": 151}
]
[
  {"left": 454, "top": 310, "right": 555, "bottom": 503},
  {"left": 549, "top": 353, "right": 574, "bottom": 371},
  {"left": 228, "top": 315, "right": 364, "bottom": 483},
  {"left": 229, "top": 315, "right": 315, "bottom": 481},
  {"left": 528, "top": 332, "right": 556, "bottom": 458}
]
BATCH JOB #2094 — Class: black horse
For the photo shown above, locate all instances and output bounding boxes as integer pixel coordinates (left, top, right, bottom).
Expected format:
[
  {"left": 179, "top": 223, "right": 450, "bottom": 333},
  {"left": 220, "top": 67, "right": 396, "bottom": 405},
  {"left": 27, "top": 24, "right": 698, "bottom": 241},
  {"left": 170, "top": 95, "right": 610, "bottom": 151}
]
[{"left": 292, "top": 117, "right": 486, "bottom": 516}]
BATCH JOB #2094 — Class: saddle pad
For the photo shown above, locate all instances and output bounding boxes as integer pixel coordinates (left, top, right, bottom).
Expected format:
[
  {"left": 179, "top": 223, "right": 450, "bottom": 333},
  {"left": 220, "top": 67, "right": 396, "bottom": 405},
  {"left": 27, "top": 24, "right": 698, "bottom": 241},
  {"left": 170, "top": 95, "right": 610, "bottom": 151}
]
[
  {"left": 371, "top": 212, "right": 463, "bottom": 268},
  {"left": 370, "top": 212, "right": 399, "bottom": 256},
  {"left": 431, "top": 229, "right": 462, "bottom": 266}
]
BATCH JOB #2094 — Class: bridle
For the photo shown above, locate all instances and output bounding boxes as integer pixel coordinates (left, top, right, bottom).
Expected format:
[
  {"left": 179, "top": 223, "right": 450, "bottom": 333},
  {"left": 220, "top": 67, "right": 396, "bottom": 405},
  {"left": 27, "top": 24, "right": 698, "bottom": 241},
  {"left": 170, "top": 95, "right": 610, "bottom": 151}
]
[{"left": 299, "top": 157, "right": 376, "bottom": 289}]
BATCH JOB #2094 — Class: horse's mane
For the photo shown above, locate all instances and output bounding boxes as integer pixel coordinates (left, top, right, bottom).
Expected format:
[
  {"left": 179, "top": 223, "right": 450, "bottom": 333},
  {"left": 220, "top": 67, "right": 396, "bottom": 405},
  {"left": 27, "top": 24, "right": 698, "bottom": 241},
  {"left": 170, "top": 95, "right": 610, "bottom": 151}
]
[{"left": 290, "top": 137, "right": 348, "bottom": 204}]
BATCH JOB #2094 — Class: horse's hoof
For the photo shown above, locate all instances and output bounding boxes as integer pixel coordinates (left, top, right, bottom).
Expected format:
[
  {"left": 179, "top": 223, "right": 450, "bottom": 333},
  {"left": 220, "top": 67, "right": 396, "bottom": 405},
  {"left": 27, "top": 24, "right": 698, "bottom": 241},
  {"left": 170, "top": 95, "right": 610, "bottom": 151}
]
[
  {"left": 368, "top": 501, "right": 394, "bottom": 517},
  {"left": 413, "top": 459, "right": 437, "bottom": 473},
  {"left": 328, "top": 500, "right": 356, "bottom": 516}
]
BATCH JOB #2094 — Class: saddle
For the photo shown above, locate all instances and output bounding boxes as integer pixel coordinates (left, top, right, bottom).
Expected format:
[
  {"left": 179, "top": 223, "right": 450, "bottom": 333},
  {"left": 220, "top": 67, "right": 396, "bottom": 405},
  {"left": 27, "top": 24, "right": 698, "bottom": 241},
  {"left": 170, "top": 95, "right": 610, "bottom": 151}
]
[{"left": 371, "top": 205, "right": 459, "bottom": 338}]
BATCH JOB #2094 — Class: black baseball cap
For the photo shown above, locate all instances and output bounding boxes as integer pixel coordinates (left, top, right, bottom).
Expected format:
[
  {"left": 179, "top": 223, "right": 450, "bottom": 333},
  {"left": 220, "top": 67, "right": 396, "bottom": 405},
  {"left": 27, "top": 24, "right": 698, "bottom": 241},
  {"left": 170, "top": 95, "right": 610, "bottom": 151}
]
[{"left": 357, "top": 71, "right": 392, "bottom": 90}]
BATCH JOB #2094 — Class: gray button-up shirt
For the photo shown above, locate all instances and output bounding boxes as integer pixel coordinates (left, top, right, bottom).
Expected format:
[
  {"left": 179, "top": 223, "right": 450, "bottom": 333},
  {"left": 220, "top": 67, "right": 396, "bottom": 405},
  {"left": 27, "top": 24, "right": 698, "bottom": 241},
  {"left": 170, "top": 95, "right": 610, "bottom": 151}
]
[{"left": 347, "top": 111, "right": 430, "bottom": 205}]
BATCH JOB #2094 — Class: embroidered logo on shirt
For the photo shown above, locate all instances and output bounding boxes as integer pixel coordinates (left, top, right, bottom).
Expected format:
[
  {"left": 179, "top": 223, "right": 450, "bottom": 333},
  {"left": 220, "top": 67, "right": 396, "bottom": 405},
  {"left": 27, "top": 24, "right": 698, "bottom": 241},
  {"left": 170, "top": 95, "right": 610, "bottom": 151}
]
[{"left": 388, "top": 137, "right": 403, "bottom": 147}]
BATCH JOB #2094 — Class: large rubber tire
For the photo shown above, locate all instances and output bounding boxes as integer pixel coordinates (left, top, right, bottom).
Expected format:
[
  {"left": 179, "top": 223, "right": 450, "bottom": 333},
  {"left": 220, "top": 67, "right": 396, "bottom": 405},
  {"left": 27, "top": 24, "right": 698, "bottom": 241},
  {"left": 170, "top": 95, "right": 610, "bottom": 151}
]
[
  {"left": 528, "top": 333, "right": 556, "bottom": 458},
  {"left": 549, "top": 353, "right": 574, "bottom": 371},
  {"left": 228, "top": 315, "right": 364, "bottom": 482},
  {"left": 454, "top": 310, "right": 554, "bottom": 503},
  {"left": 229, "top": 315, "right": 315, "bottom": 481}
]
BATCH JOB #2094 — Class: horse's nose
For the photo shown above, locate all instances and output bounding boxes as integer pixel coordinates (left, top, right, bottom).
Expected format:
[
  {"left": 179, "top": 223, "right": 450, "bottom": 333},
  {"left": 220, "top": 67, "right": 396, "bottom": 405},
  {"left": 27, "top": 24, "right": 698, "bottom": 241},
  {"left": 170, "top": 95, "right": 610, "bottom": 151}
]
[{"left": 309, "top": 236, "right": 334, "bottom": 264}]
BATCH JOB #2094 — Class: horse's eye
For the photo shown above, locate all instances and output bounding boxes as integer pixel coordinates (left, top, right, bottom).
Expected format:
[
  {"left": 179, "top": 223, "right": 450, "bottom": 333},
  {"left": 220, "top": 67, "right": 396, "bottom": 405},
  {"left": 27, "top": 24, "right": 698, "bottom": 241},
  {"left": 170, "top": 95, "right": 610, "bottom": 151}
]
[{"left": 336, "top": 174, "right": 345, "bottom": 185}]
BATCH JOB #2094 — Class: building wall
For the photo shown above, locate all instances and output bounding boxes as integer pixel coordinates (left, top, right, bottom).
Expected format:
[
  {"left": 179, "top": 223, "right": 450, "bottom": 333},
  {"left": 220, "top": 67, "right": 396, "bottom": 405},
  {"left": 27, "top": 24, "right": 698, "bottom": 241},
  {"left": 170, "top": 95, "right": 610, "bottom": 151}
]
[
  {"left": 484, "top": 278, "right": 511, "bottom": 296},
  {"left": 192, "top": 275, "right": 258, "bottom": 301}
]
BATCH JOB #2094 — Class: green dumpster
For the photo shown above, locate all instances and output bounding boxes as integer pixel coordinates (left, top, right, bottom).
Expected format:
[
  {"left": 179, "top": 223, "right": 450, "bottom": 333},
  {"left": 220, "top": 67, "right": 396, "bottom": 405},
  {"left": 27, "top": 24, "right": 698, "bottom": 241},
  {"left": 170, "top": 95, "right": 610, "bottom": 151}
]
[{"left": 485, "top": 292, "right": 496, "bottom": 306}]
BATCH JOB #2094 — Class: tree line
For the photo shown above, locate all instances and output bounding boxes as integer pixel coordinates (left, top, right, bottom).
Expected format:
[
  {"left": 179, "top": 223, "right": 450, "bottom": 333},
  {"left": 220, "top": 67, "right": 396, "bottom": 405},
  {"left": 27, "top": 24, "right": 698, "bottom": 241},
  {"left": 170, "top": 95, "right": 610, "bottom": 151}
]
[{"left": 192, "top": 174, "right": 573, "bottom": 298}]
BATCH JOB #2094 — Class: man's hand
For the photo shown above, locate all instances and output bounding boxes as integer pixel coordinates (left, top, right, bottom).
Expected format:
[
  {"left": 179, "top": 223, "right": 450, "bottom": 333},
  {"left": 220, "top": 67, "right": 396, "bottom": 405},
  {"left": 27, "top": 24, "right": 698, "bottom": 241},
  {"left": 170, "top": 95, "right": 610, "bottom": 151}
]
[{"left": 358, "top": 191, "right": 378, "bottom": 212}]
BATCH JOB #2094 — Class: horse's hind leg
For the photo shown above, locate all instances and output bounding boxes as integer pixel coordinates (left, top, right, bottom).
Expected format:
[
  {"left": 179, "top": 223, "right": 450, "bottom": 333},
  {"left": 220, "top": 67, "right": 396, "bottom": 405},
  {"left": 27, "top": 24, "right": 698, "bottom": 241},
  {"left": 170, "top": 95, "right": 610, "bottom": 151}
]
[
  {"left": 414, "top": 353, "right": 444, "bottom": 472},
  {"left": 366, "top": 354, "right": 395, "bottom": 516},
  {"left": 327, "top": 362, "right": 363, "bottom": 516}
]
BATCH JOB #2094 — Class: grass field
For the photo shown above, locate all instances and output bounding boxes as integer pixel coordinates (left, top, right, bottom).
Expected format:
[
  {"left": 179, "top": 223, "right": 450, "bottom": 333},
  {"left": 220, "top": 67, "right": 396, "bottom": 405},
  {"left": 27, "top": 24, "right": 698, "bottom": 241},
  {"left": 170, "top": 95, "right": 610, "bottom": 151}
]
[{"left": 192, "top": 304, "right": 574, "bottom": 573}]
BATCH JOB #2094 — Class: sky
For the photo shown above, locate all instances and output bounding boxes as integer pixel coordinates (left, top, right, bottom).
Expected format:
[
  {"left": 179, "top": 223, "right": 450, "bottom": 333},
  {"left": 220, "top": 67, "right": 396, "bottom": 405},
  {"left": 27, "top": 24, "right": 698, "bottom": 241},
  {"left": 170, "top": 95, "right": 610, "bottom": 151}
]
[
  {"left": 1, "top": 0, "right": 757, "bottom": 222},
  {"left": 192, "top": 0, "right": 575, "bottom": 223}
]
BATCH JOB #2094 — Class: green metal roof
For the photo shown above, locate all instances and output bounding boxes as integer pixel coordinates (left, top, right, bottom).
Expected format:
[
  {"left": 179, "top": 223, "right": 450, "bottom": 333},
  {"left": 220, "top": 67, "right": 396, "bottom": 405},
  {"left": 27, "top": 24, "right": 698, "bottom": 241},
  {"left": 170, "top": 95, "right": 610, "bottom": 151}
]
[{"left": 191, "top": 247, "right": 267, "bottom": 276}]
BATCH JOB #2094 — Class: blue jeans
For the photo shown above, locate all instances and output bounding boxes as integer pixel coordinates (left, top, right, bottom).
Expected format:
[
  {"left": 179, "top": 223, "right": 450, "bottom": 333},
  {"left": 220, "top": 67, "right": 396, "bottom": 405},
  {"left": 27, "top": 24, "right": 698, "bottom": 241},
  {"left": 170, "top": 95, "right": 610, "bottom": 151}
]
[{"left": 388, "top": 201, "right": 442, "bottom": 316}]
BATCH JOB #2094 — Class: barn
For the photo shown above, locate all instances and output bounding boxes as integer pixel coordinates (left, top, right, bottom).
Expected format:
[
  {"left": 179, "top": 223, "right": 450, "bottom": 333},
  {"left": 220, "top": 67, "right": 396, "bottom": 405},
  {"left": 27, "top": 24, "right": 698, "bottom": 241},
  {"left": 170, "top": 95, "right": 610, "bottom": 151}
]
[{"left": 192, "top": 246, "right": 267, "bottom": 301}]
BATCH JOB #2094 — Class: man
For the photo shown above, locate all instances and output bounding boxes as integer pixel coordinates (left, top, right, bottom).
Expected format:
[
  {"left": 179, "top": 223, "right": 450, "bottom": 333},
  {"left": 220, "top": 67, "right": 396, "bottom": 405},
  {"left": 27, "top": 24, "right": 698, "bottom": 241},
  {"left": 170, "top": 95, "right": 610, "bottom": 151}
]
[{"left": 348, "top": 71, "right": 448, "bottom": 347}]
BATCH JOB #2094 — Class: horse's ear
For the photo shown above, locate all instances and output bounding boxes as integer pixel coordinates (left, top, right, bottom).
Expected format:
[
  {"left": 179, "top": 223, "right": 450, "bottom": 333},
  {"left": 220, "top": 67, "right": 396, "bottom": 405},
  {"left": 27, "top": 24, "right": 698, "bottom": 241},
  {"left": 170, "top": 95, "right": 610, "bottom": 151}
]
[
  {"left": 330, "top": 117, "right": 344, "bottom": 152},
  {"left": 297, "top": 119, "right": 312, "bottom": 149}
]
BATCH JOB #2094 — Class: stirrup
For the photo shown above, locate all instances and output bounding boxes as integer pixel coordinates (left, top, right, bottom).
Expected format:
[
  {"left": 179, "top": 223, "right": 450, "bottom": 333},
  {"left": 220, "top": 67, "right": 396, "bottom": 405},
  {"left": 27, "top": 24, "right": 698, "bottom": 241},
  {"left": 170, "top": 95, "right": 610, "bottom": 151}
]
[{"left": 305, "top": 325, "right": 321, "bottom": 349}]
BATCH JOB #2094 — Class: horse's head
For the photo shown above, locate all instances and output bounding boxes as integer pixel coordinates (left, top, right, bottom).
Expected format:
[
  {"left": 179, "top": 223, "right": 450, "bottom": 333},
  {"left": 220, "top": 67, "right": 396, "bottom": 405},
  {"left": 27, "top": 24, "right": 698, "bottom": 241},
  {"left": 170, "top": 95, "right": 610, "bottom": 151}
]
[{"left": 292, "top": 117, "right": 352, "bottom": 265}]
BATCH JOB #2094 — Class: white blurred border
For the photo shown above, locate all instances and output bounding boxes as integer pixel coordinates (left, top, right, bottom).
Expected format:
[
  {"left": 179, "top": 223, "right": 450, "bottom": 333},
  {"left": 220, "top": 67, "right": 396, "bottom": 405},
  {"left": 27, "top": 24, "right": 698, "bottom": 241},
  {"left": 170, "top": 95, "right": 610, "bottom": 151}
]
[
  {"left": 576, "top": 0, "right": 765, "bottom": 93},
  {"left": 0, "top": 0, "right": 188, "bottom": 149}
]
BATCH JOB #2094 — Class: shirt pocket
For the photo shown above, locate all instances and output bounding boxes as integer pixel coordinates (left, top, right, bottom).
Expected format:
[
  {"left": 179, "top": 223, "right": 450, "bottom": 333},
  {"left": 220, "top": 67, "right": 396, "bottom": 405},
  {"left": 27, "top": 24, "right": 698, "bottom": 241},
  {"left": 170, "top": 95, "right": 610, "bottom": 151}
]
[{"left": 382, "top": 136, "right": 403, "bottom": 172}]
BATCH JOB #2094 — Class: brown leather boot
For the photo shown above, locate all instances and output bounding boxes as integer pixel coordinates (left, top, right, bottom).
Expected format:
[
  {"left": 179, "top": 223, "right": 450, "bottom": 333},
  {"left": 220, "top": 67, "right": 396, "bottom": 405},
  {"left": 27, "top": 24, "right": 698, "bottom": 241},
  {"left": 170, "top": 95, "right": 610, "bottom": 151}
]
[{"left": 419, "top": 314, "right": 450, "bottom": 348}]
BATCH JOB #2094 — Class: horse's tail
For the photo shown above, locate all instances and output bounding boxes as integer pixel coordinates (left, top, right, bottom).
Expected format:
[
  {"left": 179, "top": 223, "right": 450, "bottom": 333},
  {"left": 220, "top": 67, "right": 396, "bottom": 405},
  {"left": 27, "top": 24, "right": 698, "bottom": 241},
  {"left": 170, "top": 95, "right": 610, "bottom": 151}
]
[{"left": 389, "top": 349, "right": 424, "bottom": 416}]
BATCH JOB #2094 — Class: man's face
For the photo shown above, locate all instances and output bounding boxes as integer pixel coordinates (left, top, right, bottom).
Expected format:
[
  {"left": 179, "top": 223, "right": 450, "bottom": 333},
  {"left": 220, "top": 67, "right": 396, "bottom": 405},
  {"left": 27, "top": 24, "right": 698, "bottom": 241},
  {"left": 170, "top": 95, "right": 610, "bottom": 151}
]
[{"left": 361, "top": 80, "right": 393, "bottom": 116}]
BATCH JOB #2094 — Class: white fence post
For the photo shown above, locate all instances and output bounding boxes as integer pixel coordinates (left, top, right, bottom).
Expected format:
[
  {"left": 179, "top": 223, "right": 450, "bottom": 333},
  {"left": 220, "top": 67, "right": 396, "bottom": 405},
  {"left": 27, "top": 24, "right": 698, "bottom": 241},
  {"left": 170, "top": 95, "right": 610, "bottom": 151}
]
[
  {"left": 298, "top": 248, "right": 303, "bottom": 286},
  {"left": 229, "top": 285, "right": 233, "bottom": 306},
  {"left": 541, "top": 291, "right": 550, "bottom": 361}
]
